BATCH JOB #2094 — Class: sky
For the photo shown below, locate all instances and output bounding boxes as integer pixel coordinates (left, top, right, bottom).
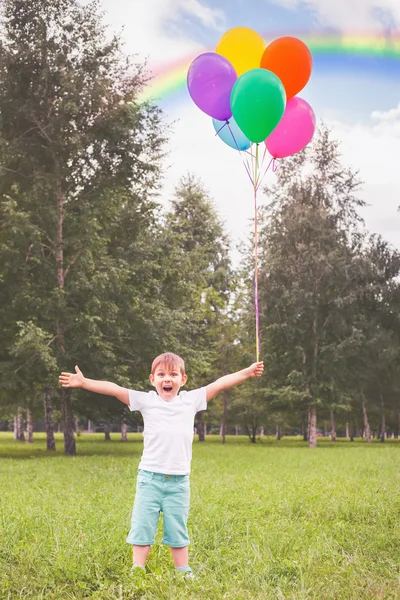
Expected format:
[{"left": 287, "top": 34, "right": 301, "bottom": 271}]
[{"left": 94, "top": 0, "right": 399, "bottom": 260}]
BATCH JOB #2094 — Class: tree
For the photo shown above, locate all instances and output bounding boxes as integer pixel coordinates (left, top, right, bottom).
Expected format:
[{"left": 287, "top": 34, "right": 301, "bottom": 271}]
[
  {"left": 257, "top": 126, "right": 365, "bottom": 447},
  {"left": 159, "top": 175, "right": 232, "bottom": 439},
  {"left": 0, "top": 0, "right": 166, "bottom": 454},
  {"left": 10, "top": 321, "right": 59, "bottom": 447},
  {"left": 339, "top": 235, "right": 400, "bottom": 442}
]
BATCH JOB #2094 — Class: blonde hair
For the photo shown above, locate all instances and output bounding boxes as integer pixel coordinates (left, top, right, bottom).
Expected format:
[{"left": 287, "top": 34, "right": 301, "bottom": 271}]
[{"left": 151, "top": 352, "right": 185, "bottom": 376}]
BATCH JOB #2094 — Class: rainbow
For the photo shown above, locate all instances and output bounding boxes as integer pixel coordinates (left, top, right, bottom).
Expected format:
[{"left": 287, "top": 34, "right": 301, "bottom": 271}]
[{"left": 138, "top": 32, "right": 400, "bottom": 104}]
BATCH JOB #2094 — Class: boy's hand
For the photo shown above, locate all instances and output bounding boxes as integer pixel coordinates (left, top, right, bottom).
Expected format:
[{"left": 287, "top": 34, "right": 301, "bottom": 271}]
[
  {"left": 246, "top": 362, "right": 264, "bottom": 378},
  {"left": 59, "top": 366, "right": 85, "bottom": 388},
  {"left": 206, "top": 361, "right": 264, "bottom": 402}
]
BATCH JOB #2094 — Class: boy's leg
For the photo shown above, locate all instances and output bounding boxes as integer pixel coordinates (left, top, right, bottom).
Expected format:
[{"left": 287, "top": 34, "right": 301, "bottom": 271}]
[
  {"left": 132, "top": 545, "right": 151, "bottom": 567},
  {"left": 162, "top": 476, "right": 191, "bottom": 574},
  {"left": 127, "top": 471, "right": 161, "bottom": 566},
  {"left": 170, "top": 546, "right": 189, "bottom": 568}
]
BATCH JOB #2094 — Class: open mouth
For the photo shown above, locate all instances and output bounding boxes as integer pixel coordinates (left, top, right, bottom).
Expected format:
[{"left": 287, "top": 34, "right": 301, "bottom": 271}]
[{"left": 163, "top": 385, "right": 173, "bottom": 392}]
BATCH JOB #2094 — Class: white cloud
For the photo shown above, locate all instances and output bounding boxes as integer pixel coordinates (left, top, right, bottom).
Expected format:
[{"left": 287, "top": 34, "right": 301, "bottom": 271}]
[
  {"left": 271, "top": 0, "right": 400, "bottom": 30},
  {"left": 179, "top": 0, "right": 225, "bottom": 29},
  {"left": 328, "top": 111, "right": 400, "bottom": 248},
  {"left": 371, "top": 103, "right": 400, "bottom": 138},
  {"left": 95, "top": 0, "right": 224, "bottom": 67},
  {"left": 330, "top": 108, "right": 400, "bottom": 186},
  {"left": 372, "top": 103, "right": 400, "bottom": 121}
]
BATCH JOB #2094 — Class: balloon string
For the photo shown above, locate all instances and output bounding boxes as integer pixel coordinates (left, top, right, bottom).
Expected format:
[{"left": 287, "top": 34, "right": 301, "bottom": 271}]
[
  {"left": 255, "top": 157, "right": 276, "bottom": 192},
  {"left": 253, "top": 146, "right": 257, "bottom": 184},
  {"left": 226, "top": 121, "right": 255, "bottom": 186},
  {"left": 254, "top": 144, "right": 261, "bottom": 362},
  {"left": 252, "top": 149, "right": 278, "bottom": 360},
  {"left": 256, "top": 145, "right": 268, "bottom": 188},
  {"left": 214, "top": 121, "right": 228, "bottom": 136},
  {"left": 244, "top": 154, "right": 254, "bottom": 187},
  {"left": 214, "top": 133, "right": 275, "bottom": 361}
]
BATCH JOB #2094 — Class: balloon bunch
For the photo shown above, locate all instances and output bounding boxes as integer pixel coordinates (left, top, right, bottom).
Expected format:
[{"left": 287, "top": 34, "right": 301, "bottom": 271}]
[
  {"left": 187, "top": 27, "right": 316, "bottom": 360},
  {"left": 187, "top": 27, "right": 315, "bottom": 159}
]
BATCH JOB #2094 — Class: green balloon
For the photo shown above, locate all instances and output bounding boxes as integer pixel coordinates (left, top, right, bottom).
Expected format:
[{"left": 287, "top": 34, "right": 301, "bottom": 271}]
[{"left": 230, "top": 68, "right": 286, "bottom": 143}]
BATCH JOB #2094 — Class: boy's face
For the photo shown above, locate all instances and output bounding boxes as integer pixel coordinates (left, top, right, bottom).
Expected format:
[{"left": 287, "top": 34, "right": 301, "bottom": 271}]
[{"left": 149, "top": 363, "right": 187, "bottom": 401}]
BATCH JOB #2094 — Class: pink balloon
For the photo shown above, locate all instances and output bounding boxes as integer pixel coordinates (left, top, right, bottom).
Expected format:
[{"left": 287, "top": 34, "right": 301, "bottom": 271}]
[{"left": 266, "top": 97, "right": 316, "bottom": 159}]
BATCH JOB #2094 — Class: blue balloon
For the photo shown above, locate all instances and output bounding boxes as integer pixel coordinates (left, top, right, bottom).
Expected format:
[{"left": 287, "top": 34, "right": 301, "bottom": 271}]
[{"left": 212, "top": 117, "right": 251, "bottom": 151}]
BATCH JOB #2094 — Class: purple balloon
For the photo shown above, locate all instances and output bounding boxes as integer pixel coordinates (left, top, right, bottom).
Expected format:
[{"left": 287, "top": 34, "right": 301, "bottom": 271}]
[{"left": 187, "top": 52, "right": 237, "bottom": 120}]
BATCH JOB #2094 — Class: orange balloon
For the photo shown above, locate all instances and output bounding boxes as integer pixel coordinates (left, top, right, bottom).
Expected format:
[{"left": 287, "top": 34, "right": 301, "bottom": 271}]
[{"left": 260, "top": 37, "right": 312, "bottom": 100}]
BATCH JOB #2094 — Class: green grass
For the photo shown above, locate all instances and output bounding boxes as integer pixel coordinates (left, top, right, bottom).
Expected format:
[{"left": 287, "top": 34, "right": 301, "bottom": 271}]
[{"left": 1, "top": 433, "right": 400, "bottom": 599}]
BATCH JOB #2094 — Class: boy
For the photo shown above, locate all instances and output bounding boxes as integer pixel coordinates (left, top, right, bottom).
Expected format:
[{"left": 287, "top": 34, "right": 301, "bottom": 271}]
[{"left": 59, "top": 352, "right": 263, "bottom": 577}]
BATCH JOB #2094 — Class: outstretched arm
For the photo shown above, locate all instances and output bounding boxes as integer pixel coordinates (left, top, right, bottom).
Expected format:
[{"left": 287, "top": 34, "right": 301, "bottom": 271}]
[
  {"left": 59, "top": 366, "right": 129, "bottom": 405},
  {"left": 206, "top": 362, "right": 264, "bottom": 402}
]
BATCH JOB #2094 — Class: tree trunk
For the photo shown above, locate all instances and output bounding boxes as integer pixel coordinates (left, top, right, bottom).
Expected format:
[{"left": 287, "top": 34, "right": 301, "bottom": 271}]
[
  {"left": 307, "top": 405, "right": 312, "bottom": 442},
  {"left": 61, "top": 389, "right": 76, "bottom": 455},
  {"left": 43, "top": 388, "right": 56, "bottom": 451},
  {"left": 26, "top": 408, "right": 33, "bottom": 443},
  {"left": 17, "top": 407, "right": 25, "bottom": 442},
  {"left": 196, "top": 411, "right": 206, "bottom": 442},
  {"left": 302, "top": 415, "right": 308, "bottom": 442},
  {"left": 121, "top": 423, "right": 127, "bottom": 442},
  {"left": 308, "top": 406, "right": 317, "bottom": 448},
  {"left": 221, "top": 392, "right": 228, "bottom": 444},
  {"left": 302, "top": 349, "right": 309, "bottom": 443},
  {"left": 104, "top": 423, "right": 111, "bottom": 441},
  {"left": 308, "top": 306, "right": 319, "bottom": 450},
  {"left": 276, "top": 424, "right": 281, "bottom": 440},
  {"left": 380, "top": 393, "right": 386, "bottom": 443},
  {"left": 13, "top": 415, "right": 18, "bottom": 440},
  {"left": 55, "top": 180, "right": 76, "bottom": 456},
  {"left": 330, "top": 410, "right": 336, "bottom": 442},
  {"left": 74, "top": 415, "right": 81, "bottom": 436},
  {"left": 346, "top": 422, "right": 350, "bottom": 440},
  {"left": 310, "top": 313, "right": 319, "bottom": 449},
  {"left": 245, "top": 423, "right": 256, "bottom": 443},
  {"left": 235, "top": 425, "right": 239, "bottom": 436},
  {"left": 260, "top": 426, "right": 265, "bottom": 437},
  {"left": 361, "top": 394, "right": 371, "bottom": 443}
]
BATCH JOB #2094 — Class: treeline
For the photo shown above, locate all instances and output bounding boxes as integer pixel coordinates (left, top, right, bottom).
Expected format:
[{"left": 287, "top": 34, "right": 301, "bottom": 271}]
[
  {"left": 0, "top": 0, "right": 399, "bottom": 452},
  {"left": 247, "top": 130, "right": 400, "bottom": 446}
]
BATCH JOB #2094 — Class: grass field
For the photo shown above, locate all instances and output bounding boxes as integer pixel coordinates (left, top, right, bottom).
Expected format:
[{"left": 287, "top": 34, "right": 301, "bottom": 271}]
[{"left": 1, "top": 432, "right": 399, "bottom": 599}]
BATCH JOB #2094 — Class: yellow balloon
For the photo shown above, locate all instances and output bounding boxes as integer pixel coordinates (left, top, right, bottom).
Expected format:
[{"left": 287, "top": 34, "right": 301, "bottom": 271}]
[{"left": 216, "top": 27, "right": 266, "bottom": 76}]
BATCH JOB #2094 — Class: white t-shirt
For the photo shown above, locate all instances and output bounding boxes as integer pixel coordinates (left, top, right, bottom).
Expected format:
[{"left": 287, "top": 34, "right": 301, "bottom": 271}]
[{"left": 128, "top": 387, "right": 207, "bottom": 475}]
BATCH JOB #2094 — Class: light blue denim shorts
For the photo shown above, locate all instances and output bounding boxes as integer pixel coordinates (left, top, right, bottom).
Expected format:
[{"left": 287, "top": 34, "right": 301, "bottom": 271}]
[{"left": 126, "top": 469, "right": 191, "bottom": 548}]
